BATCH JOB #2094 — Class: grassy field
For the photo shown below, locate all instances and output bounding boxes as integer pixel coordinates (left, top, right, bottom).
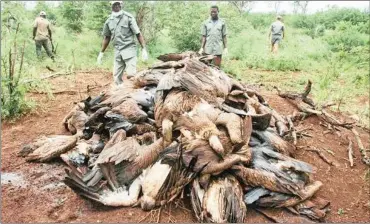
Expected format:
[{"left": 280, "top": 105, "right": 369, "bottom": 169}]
[{"left": 1, "top": 1, "right": 369, "bottom": 127}]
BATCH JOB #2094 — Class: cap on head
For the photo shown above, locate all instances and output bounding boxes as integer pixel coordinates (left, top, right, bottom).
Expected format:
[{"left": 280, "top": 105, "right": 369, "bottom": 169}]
[
  {"left": 40, "top": 11, "right": 46, "bottom": 16},
  {"left": 276, "top": 15, "right": 282, "bottom": 20},
  {"left": 110, "top": 1, "right": 122, "bottom": 5}
]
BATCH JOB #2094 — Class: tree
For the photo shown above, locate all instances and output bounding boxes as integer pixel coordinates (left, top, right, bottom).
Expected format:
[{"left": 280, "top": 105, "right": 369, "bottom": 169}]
[
  {"left": 58, "top": 1, "right": 85, "bottom": 32},
  {"left": 33, "top": 1, "right": 58, "bottom": 24},
  {"left": 292, "top": 1, "right": 300, "bottom": 14},
  {"left": 295, "top": 1, "right": 309, "bottom": 14},
  {"left": 229, "top": 1, "right": 255, "bottom": 14},
  {"left": 268, "top": 1, "right": 281, "bottom": 14},
  {"left": 83, "top": 1, "right": 111, "bottom": 33}
]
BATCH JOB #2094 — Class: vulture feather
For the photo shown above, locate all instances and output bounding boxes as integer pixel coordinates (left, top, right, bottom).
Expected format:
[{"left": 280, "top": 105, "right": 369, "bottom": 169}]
[
  {"left": 140, "top": 142, "right": 199, "bottom": 210},
  {"left": 111, "top": 98, "right": 148, "bottom": 123},
  {"left": 190, "top": 175, "right": 246, "bottom": 223}
]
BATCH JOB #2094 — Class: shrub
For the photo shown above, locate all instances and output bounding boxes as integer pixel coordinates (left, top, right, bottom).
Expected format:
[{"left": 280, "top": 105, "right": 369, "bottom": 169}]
[
  {"left": 324, "top": 27, "right": 368, "bottom": 52},
  {"left": 58, "top": 2, "right": 85, "bottom": 33},
  {"left": 247, "top": 13, "right": 275, "bottom": 30}
]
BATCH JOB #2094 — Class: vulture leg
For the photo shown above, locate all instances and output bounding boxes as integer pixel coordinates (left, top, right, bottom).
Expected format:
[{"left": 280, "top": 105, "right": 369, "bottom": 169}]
[
  {"left": 162, "top": 118, "right": 173, "bottom": 147},
  {"left": 180, "top": 128, "right": 194, "bottom": 140},
  {"left": 234, "top": 144, "right": 252, "bottom": 165},
  {"left": 202, "top": 154, "right": 244, "bottom": 175}
]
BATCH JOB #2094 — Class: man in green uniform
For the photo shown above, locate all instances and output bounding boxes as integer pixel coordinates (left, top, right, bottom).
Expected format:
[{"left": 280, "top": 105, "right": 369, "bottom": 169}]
[
  {"left": 198, "top": 5, "right": 228, "bottom": 67},
  {"left": 33, "top": 11, "right": 54, "bottom": 61},
  {"left": 269, "top": 15, "right": 285, "bottom": 54},
  {"left": 97, "top": 1, "right": 148, "bottom": 85}
]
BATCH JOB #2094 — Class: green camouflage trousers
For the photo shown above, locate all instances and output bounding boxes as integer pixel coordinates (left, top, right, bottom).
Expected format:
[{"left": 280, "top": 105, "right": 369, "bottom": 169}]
[{"left": 35, "top": 39, "right": 54, "bottom": 59}]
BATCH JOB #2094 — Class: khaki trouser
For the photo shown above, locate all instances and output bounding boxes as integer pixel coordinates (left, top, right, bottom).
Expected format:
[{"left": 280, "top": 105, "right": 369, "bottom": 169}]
[
  {"left": 113, "top": 52, "right": 137, "bottom": 85},
  {"left": 35, "top": 39, "right": 54, "bottom": 59}
]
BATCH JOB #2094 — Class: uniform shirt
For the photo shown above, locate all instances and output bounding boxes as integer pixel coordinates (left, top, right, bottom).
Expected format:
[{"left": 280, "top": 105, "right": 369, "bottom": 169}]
[
  {"left": 33, "top": 17, "right": 51, "bottom": 41},
  {"left": 201, "top": 18, "right": 227, "bottom": 55},
  {"left": 102, "top": 11, "right": 141, "bottom": 60},
  {"left": 271, "top": 20, "right": 284, "bottom": 37}
]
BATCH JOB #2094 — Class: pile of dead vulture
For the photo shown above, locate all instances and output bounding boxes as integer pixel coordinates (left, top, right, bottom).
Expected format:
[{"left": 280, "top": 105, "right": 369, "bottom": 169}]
[{"left": 19, "top": 52, "right": 332, "bottom": 223}]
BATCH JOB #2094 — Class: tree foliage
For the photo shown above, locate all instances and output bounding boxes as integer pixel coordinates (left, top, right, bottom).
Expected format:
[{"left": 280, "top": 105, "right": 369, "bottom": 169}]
[
  {"left": 229, "top": 1, "right": 255, "bottom": 14},
  {"left": 58, "top": 1, "right": 85, "bottom": 32}
]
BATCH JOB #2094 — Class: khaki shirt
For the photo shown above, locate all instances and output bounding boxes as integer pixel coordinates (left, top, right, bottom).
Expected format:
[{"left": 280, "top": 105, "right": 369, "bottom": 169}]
[
  {"left": 201, "top": 18, "right": 227, "bottom": 55},
  {"left": 271, "top": 21, "right": 284, "bottom": 36},
  {"left": 33, "top": 17, "right": 51, "bottom": 41},
  {"left": 102, "top": 11, "right": 141, "bottom": 60}
]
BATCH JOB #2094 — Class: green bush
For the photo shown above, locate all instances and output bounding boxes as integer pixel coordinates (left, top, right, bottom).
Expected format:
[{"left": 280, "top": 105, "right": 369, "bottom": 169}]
[
  {"left": 247, "top": 13, "right": 275, "bottom": 30},
  {"left": 59, "top": 2, "right": 85, "bottom": 33},
  {"left": 324, "top": 27, "right": 368, "bottom": 52},
  {"left": 317, "top": 7, "right": 369, "bottom": 30},
  {"left": 163, "top": 2, "right": 208, "bottom": 51},
  {"left": 83, "top": 1, "right": 111, "bottom": 34}
]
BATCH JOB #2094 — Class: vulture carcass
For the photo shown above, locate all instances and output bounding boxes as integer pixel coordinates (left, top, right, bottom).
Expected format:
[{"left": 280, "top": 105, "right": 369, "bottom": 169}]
[
  {"left": 18, "top": 135, "right": 78, "bottom": 162},
  {"left": 190, "top": 174, "right": 246, "bottom": 223}
]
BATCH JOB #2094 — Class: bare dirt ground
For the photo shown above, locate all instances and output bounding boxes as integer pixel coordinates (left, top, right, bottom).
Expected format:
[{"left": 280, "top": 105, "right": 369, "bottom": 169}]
[{"left": 1, "top": 71, "right": 369, "bottom": 223}]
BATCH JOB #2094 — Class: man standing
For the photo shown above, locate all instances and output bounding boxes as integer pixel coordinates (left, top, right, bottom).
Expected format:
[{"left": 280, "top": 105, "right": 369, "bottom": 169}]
[
  {"left": 97, "top": 1, "right": 148, "bottom": 85},
  {"left": 33, "top": 11, "right": 54, "bottom": 61},
  {"left": 198, "top": 5, "right": 228, "bottom": 68},
  {"left": 269, "top": 15, "right": 285, "bottom": 54}
]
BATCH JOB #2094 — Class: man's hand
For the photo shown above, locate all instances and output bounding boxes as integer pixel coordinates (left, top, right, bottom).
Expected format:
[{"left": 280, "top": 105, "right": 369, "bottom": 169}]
[
  {"left": 97, "top": 52, "right": 104, "bottom": 65},
  {"left": 223, "top": 48, "right": 228, "bottom": 56},
  {"left": 141, "top": 47, "right": 148, "bottom": 61},
  {"left": 198, "top": 47, "right": 204, "bottom": 55}
]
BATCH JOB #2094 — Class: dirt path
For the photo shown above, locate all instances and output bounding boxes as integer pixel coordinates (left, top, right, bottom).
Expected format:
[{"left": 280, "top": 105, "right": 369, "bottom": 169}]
[{"left": 1, "top": 71, "right": 369, "bottom": 223}]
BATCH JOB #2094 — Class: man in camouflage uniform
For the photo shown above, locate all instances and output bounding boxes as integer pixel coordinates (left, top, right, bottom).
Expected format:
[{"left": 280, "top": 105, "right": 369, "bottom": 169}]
[
  {"left": 269, "top": 15, "right": 285, "bottom": 54},
  {"left": 97, "top": 1, "right": 148, "bottom": 85},
  {"left": 33, "top": 11, "right": 54, "bottom": 61},
  {"left": 198, "top": 5, "right": 228, "bottom": 67}
]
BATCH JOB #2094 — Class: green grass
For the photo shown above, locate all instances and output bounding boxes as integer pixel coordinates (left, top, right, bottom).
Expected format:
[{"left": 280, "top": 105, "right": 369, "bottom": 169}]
[{"left": 1, "top": 4, "right": 369, "bottom": 126}]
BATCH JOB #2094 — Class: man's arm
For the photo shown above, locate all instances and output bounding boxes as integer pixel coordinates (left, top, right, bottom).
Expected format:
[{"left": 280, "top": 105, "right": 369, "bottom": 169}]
[
  {"left": 128, "top": 16, "right": 146, "bottom": 49},
  {"left": 33, "top": 19, "right": 37, "bottom": 39},
  {"left": 201, "top": 36, "right": 206, "bottom": 49},
  {"left": 136, "top": 33, "right": 146, "bottom": 49},
  {"left": 200, "top": 23, "right": 207, "bottom": 49},
  {"left": 100, "top": 36, "right": 111, "bottom": 52},
  {"left": 223, "top": 36, "right": 227, "bottom": 48},
  {"left": 282, "top": 26, "right": 285, "bottom": 39},
  {"left": 47, "top": 25, "right": 52, "bottom": 41},
  {"left": 100, "top": 21, "right": 112, "bottom": 52},
  {"left": 33, "top": 27, "right": 37, "bottom": 39},
  {"left": 222, "top": 23, "right": 227, "bottom": 48}
]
